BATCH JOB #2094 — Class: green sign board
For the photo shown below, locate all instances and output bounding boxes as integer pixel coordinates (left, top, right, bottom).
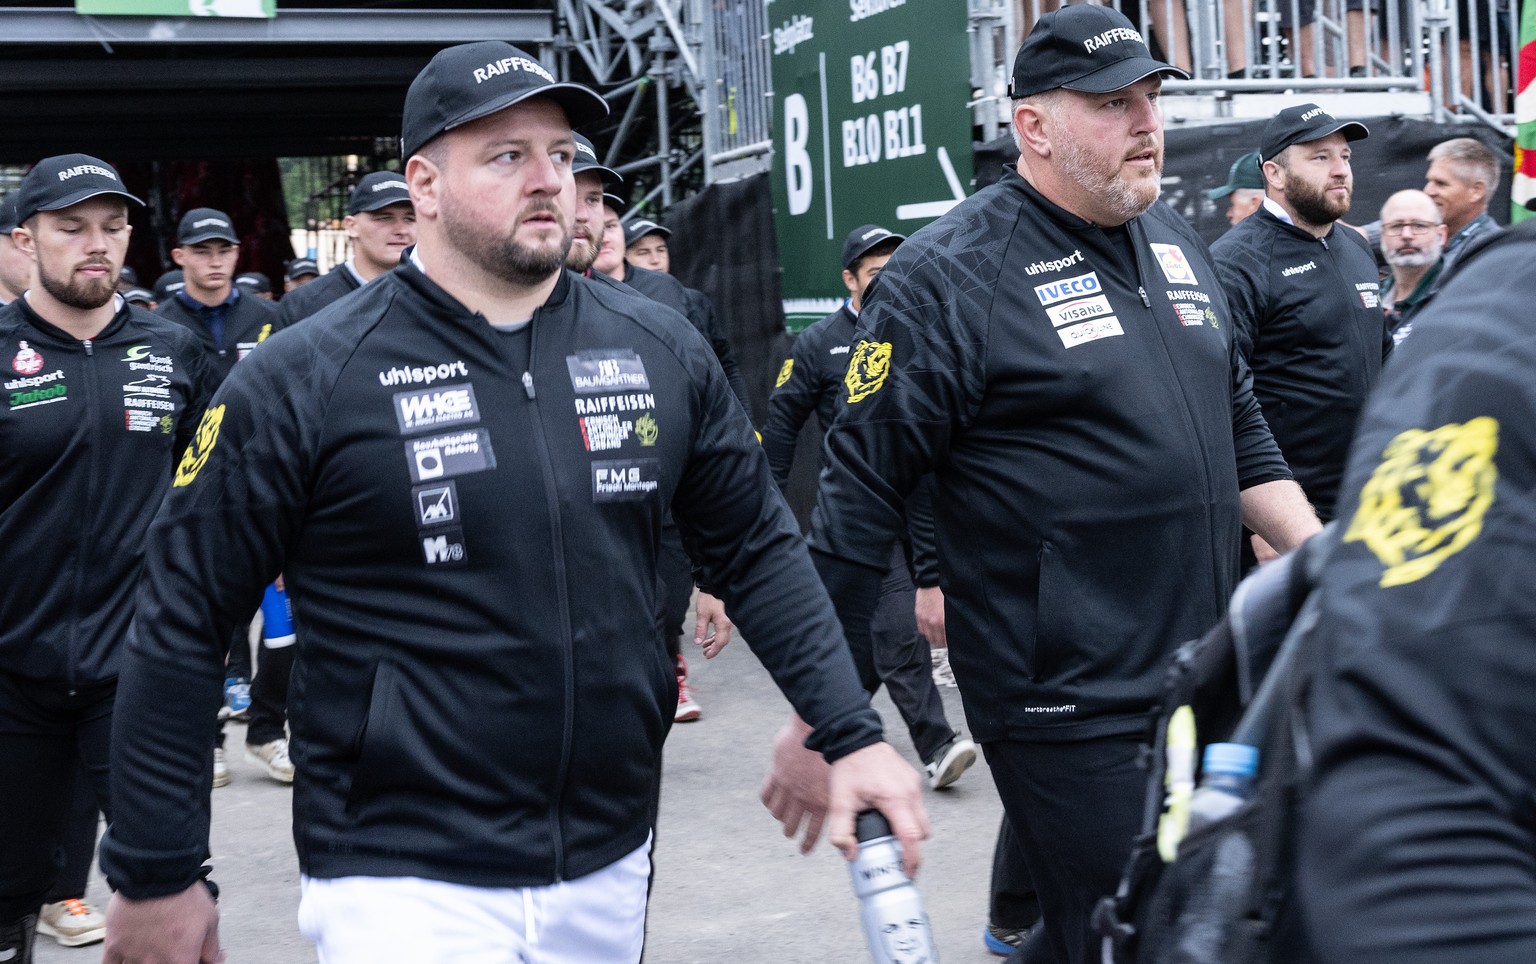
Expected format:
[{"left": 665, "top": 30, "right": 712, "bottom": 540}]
[
  {"left": 76, "top": 0, "right": 274, "bottom": 17},
  {"left": 767, "top": 0, "right": 974, "bottom": 330}
]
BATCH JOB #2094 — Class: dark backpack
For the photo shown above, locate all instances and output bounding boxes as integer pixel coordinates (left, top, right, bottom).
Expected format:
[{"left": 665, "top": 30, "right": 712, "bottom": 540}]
[{"left": 1093, "top": 534, "right": 1329, "bottom": 964}]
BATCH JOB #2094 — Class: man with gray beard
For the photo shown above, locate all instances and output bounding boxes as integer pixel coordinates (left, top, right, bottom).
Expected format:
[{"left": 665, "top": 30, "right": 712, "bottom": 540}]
[
  {"left": 1212, "top": 103, "right": 1391, "bottom": 535},
  {"left": 762, "top": 7, "right": 1320, "bottom": 962},
  {"left": 1378, "top": 189, "right": 1446, "bottom": 344}
]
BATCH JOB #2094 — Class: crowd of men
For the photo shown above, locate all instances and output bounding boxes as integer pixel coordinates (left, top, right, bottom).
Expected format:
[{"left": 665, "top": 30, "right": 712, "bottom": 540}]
[{"left": 1, "top": 6, "right": 1531, "bottom": 963}]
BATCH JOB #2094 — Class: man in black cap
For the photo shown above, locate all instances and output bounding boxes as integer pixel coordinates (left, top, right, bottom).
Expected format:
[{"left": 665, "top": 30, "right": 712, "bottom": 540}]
[
  {"left": 284, "top": 258, "right": 319, "bottom": 292},
  {"left": 151, "top": 269, "right": 184, "bottom": 304},
  {"left": 156, "top": 206, "right": 282, "bottom": 787},
  {"left": 0, "top": 154, "right": 213, "bottom": 964},
  {"left": 764, "top": 223, "right": 977, "bottom": 790},
  {"left": 279, "top": 171, "right": 416, "bottom": 326},
  {"left": 623, "top": 217, "right": 670, "bottom": 273},
  {"left": 0, "top": 195, "right": 33, "bottom": 306},
  {"left": 1208, "top": 150, "right": 1266, "bottom": 228},
  {"left": 1211, "top": 103, "right": 1390, "bottom": 556},
  {"left": 234, "top": 272, "right": 273, "bottom": 300},
  {"left": 762, "top": 7, "right": 1321, "bottom": 962},
  {"left": 101, "top": 39, "right": 923, "bottom": 964}
]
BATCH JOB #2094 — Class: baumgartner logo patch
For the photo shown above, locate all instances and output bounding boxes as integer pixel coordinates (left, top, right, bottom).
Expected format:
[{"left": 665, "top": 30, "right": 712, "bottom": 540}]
[{"left": 1149, "top": 243, "right": 1197, "bottom": 285}]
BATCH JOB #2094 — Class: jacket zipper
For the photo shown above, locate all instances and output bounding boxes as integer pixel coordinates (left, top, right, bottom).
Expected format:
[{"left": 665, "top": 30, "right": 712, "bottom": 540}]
[
  {"left": 66, "top": 338, "right": 99, "bottom": 690},
  {"left": 1126, "top": 225, "right": 1221, "bottom": 608},
  {"left": 1317, "top": 234, "right": 1372, "bottom": 391},
  {"left": 515, "top": 311, "right": 577, "bottom": 881}
]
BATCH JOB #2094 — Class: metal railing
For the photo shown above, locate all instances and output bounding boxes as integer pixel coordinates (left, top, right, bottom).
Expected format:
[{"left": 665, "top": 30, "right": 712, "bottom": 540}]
[
  {"left": 697, "top": 0, "right": 776, "bottom": 180},
  {"left": 1003, "top": 0, "right": 1519, "bottom": 131}
]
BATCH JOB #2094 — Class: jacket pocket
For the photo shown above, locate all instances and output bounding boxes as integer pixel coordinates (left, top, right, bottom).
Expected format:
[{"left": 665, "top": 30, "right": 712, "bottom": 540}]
[
  {"left": 1031, "top": 540, "right": 1063, "bottom": 683},
  {"left": 345, "top": 660, "right": 399, "bottom": 812}
]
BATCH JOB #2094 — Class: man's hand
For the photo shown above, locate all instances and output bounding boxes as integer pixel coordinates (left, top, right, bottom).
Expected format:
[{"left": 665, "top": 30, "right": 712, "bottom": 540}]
[
  {"left": 693, "top": 591, "right": 734, "bottom": 659},
  {"left": 825, "top": 742, "right": 928, "bottom": 878},
  {"left": 914, "top": 586, "right": 946, "bottom": 648},
  {"left": 761, "top": 715, "right": 830, "bottom": 853},
  {"left": 104, "top": 884, "right": 222, "bottom": 964}
]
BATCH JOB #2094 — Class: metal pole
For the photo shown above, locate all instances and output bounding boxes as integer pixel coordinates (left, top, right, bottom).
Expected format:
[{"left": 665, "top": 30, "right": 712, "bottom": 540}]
[{"left": 655, "top": 50, "right": 674, "bottom": 208}]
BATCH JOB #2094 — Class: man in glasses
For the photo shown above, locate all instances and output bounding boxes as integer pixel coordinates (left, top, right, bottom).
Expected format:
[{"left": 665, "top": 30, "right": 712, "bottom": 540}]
[
  {"left": 1377, "top": 189, "right": 1446, "bottom": 345},
  {"left": 1212, "top": 103, "right": 1392, "bottom": 554}
]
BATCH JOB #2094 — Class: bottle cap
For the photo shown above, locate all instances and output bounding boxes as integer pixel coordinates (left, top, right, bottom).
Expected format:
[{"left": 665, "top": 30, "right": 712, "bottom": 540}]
[
  {"left": 1202, "top": 742, "right": 1259, "bottom": 777},
  {"left": 855, "top": 809, "right": 893, "bottom": 843}
]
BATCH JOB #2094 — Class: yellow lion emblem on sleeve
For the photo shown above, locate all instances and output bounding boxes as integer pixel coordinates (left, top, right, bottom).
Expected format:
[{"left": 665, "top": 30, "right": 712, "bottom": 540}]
[
  {"left": 774, "top": 358, "right": 794, "bottom": 388},
  {"left": 843, "top": 340, "right": 892, "bottom": 404},
  {"left": 1344, "top": 417, "right": 1498, "bottom": 587},
  {"left": 173, "top": 404, "right": 226, "bottom": 488}
]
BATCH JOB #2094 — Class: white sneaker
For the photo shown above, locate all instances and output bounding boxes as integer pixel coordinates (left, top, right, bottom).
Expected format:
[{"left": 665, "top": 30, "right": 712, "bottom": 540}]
[
  {"left": 931, "top": 647, "right": 958, "bottom": 688},
  {"left": 924, "top": 736, "right": 977, "bottom": 790},
  {"left": 212, "top": 747, "right": 230, "bottom": 788},
  {"left": 246, "top": 738, "right": 296, "bottom": 783},
  {"left": 37, "top": 897, "right": 106, "bottom": 947}
]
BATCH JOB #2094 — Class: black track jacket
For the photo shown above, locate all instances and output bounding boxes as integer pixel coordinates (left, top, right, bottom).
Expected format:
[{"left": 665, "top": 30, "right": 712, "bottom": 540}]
[
  {"left": 156, "top": 287, "right": 281, "bottom": 385},
  {"left": 99, "top": 260, "right": 882, "bottom": 899},
  {"left": 809, "top": 171, "right": 1291, "bottom": 743},
  {"left": 1211, "top": 207, "right": 1391, "bottom": 519},
  {"left": 277, "top": 264, "right": 362, "bottom": 327},
  {"left": 0, "top": 298, "right": 213, "bottom": 686}
]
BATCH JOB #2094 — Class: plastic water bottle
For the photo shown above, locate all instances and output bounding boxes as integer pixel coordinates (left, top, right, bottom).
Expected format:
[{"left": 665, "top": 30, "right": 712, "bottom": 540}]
[
  {"left": 849, "top": 810, "right": 939, "bottom": 964},
  {"left": 260, "top": 583, "right": 297, "bottom": 649},
  {"left": 1187, "top": 742, "right": 1259, "bottom": 834}
]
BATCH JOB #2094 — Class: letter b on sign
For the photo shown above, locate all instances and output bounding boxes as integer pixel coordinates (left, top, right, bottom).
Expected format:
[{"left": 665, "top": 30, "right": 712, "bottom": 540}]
[{"left": 784, "top": 94, "right": 812, "bottom": 216}]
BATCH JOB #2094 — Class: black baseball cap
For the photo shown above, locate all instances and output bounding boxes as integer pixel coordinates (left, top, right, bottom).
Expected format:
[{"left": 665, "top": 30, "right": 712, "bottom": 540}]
[
  {"left": 0, "top": 194, "right": 17, "bottom": 234},
  {"left": 118, "top": 265, "right": 139, "bottom": 286},
  {"left": 841, "top": 224, "right": 905, "bottom": 270},
  {"left": 153, "top": 270, "right": 185, "bottom": 301},
  {"left": 1008, "top": 5, "right": 1188, "bottom": 98},
  {"left": 623, "top": 218, "right": 670, "bottom": 247},
  {"left": 1207, "top": 150, "right": 1265, "bottom": 199},
  {"left": 122, "top": 286, "right": 155, "bottom": 306},
  {"left": 348, "top": 171, "right": 412, "bottom": 215},
  {"left": 401, "top": 41, "right": 609, "bottom": 159},
  {"left": 602, "top": 193, "right": 626, "bottom": 214},
  {"left": 14, "top": 153, "right": 144, "bottom": 225},
  {"left": 286, "top": 258, "right": 319, "bottom": 281},
  {"left": 176, "top": 207, "right": 239, "bottom": 246},
  {"left": 572, "top": 133, "right": 622, "bottom": 186},
  {"left": 1259, "top": 104, "right": 1369, "bottom": 163},
  {"left": 235, "top": 272, "right": 271, "bottom": 294}
]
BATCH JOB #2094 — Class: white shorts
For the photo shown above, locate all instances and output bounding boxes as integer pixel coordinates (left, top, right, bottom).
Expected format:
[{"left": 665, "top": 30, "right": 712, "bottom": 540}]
[{"left": 296, "top": 840, "right": 651, "bottom": 964}]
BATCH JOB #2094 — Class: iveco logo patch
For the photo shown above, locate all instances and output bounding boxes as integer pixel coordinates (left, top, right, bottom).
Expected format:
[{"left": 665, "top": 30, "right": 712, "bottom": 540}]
[{"left": 1034, "top": 271, "right": 1102, "bottom": 307}]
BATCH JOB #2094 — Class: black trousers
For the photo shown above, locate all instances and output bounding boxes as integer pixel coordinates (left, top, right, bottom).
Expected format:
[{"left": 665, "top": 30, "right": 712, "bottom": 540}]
[
  {"left": 43, "top": 765, "right": 100, "bottom": 902},
  {"left": 870, "top": 546, "right": 954, "bottom": 764},
  {"left": 245, "top": 639, "right": 295, "bottom": 746},
  {"left": 983, "top": 734, "right": 1144, "bottom": 964},
  {"left": 0, "top": 672, "right": 113, "bottom": 925}
]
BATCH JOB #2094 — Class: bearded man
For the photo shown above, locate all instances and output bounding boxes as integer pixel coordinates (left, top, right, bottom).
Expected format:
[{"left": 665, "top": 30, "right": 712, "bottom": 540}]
[
  {"left": 1377, "top": 189, "right": 1447, "bottom": 344},
  {"left": 1212, "top": 104, "right": 1392, "bottom": 542},
  {"left": 759, "top": 8, "right": 1321, "bottom": 962}
]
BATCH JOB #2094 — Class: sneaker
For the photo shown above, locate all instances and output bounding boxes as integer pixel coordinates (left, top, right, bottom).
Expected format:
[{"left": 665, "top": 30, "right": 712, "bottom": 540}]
[
  {"left": 674, "top": 655, "right": 701, "bottom": 722},
  {"left": 931, "top": 647, "right": 957, "bottom": 688},
  {"left": 37, "top": 898, "right": 105, "bottom": 948},
  {"left": 246, "top": 738, "right": 296, "bottom": 783},
  {"left": 212, "top": 746, "right": 230, "bottom": 788},
  {"left": 984, "top": 922, "right": 1038, "bottom": 956},
  {"left": 924, "top": 736, "right": 977, "bottom": 790},
  {"left": 221, "top": 676, "right": 251, "bottom": 721}
]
